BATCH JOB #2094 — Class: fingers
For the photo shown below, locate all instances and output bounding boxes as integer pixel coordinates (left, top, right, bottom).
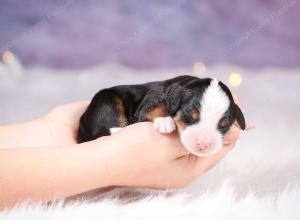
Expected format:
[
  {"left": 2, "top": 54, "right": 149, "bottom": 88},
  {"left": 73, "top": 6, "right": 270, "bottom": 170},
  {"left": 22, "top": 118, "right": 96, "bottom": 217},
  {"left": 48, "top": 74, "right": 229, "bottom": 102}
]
[
  {"left": 153, "top": 128, "right": 190, "bottom": 158},
  {"left": 197, "top": 145, "right": 232, "bottom": 173},
  {"left": 51, "top": 100, "right": 90, "bottom": 114},
  {"left": 175, "top": 95, "right": 243, "bottom": 179},
  {"left": 133, "top": 122, "right": 190, "bottom": 158},
  {"left": 176, "top": 143, "right": 234, "bottom": 178},
  {"left": 192, "top": 138, "right": 237, "bottom": 175},
  {"left": 245, "top": 122, "right": 255, "bottom": 130},
  {"left": 223, "top": 124, "right": 240, "bottom": 145},
  {"left": 66, "top": 100, "right": 90, "bottom": 109},
  {"left": 190, "top": 124, "right": 240, "bottom": 176},
  {"left": 179, "top": 127, "right": 239, "bottom": 175},
  {"left": 176, "top": 128, "right": 239, "bottom": 175},
  {"left": 66, "top": 100, "right": 91, "bottom": 117},
  {"left": 174, "top": 140, "right": 237, "bottom": 184},
  {"left": 174, "top": 145, "right": 191, "bottom": 158}
]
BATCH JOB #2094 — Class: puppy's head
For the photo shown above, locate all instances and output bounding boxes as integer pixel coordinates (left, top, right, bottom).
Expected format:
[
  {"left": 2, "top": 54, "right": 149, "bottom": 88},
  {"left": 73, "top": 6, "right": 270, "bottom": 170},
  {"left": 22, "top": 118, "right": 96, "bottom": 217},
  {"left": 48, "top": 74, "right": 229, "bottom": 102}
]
[{"left": 175, "top": 78, "right": 245, "bottom": 157}]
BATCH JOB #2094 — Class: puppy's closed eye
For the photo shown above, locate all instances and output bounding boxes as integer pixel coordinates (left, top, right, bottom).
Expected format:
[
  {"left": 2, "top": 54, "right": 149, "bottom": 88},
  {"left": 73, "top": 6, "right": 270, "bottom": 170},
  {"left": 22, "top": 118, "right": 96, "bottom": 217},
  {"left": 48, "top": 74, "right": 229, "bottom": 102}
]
[
  {"left": 181, "top": 109, "right": 200, "bottom": 125},
  {"left": 218, "top": 116, "right": 230, "bottom": 129}
]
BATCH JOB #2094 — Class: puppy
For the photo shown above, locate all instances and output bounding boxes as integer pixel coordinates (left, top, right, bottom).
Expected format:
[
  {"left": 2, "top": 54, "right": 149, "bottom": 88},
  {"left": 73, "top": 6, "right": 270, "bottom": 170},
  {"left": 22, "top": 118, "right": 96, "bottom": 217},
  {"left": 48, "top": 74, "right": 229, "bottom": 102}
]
[{"left": 77, "top": 75, "right": 245, "bottom": 156}]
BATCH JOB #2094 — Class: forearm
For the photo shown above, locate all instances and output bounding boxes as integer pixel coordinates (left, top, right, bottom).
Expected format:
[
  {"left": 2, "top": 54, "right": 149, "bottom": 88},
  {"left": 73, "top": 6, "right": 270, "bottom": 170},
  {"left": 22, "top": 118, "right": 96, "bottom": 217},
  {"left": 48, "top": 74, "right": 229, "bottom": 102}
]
[
  {"left": 0, "top": 137, "right": 114, "bottom": 209},
  {"left": 0, "top": 118, "right": 50, "bottom": 148}
]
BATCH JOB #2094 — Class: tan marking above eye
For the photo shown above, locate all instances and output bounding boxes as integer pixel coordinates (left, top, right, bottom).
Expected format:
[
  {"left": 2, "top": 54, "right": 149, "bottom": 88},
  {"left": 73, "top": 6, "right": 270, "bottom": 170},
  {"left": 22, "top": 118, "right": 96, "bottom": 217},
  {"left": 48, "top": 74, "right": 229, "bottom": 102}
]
[
  {"left": 114, "top": 97, "right": 128, "bottom": 127},
  {"left": 218, "top": 116, "right": 230, "bottom": 128},
  {"left": 191, "top": 110, "right": 200, "bottom": 120},
  {"left": 146, "top": 105, "right": 169, "bottom": 121}
]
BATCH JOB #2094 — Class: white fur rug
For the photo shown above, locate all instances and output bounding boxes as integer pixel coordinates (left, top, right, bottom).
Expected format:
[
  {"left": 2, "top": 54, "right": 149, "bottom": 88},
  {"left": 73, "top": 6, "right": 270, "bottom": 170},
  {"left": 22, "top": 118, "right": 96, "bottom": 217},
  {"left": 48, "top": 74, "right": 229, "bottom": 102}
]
[
  {"left": 1, "top": 183, "right": 300, "bottom": 220},
  {"left": 0, "top": 64, "right": 300, "bottom": 219}
]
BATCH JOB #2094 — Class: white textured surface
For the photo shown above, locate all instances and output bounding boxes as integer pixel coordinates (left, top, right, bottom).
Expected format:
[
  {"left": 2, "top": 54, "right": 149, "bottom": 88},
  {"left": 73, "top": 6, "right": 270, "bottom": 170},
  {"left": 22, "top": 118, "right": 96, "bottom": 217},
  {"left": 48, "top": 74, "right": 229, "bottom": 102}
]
[{"left": 0, "top": 64, "right": 300, "bottom": 219}]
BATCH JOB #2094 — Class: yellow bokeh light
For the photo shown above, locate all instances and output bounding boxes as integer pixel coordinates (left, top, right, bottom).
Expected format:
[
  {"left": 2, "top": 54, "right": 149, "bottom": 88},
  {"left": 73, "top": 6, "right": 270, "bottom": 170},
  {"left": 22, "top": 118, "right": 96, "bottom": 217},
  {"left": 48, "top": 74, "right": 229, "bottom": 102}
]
[
  {"left": 228, "top": 72, "right": 242, "bottom": 87},
  {"left": 193, "top": 62, "right": 206, "bottom": 74},
  {"left": 2, "top": 51, "right": 15, "bottom": 64}
]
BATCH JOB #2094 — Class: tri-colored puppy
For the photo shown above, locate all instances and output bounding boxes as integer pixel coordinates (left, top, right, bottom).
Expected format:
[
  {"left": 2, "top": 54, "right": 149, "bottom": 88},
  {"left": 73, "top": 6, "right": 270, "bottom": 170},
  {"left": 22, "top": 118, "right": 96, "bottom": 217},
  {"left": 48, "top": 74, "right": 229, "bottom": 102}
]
[{"left": 77, "top": 75, "right": 245, "bottom": 156}]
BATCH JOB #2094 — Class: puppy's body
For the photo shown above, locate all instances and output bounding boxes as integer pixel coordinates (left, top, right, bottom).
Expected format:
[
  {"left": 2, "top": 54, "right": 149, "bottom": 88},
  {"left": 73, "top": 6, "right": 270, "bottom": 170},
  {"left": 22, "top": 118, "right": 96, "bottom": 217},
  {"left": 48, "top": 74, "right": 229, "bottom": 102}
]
[
  {"left": 78, "top": 75, "right": 201, "bottom": 141},
  {"left": 78, "top": 75, "right": 245, "bottom": 156}
]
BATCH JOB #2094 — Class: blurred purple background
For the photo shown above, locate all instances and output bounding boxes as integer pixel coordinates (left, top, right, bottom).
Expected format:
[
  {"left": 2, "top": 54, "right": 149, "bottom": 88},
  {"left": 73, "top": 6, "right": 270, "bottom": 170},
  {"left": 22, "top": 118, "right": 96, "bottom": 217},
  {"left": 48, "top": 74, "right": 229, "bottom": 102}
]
[{"left": 0, "top": 0, "right": 299, "bottom": 69}]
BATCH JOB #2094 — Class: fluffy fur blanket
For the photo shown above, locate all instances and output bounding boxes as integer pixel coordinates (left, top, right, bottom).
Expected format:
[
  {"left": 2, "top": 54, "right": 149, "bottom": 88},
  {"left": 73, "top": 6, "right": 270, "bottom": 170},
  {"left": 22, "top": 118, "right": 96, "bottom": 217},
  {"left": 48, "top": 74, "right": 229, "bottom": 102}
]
[
  {"left": 0, "top": 64, "right": 299, "bottom": 219},
  {"left": 1, "top": 183, "right": 300, "bottom": 220}
]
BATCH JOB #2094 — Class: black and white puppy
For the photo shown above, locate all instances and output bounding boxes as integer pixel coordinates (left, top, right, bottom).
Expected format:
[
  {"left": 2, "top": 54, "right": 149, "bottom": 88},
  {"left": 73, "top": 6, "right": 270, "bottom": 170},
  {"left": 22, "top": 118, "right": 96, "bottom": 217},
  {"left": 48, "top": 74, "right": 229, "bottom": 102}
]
[{"left": 77, "top": 75, "right": 245, "bottom": 156}]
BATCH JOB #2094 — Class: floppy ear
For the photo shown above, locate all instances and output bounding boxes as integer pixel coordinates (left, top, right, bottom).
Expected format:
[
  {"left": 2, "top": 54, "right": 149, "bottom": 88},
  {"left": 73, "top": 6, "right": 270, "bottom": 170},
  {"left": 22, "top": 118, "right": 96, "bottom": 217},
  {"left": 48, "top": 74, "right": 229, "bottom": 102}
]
[{"left": 234, "top": 103, "right": 246, "bottom": 130}]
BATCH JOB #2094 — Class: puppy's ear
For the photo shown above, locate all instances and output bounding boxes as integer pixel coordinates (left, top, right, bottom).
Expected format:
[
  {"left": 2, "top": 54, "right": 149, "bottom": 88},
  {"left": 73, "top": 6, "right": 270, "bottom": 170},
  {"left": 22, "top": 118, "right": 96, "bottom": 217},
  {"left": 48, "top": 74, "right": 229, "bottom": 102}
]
[{"left": 234, "top": 103, "right": 246, "bottom": 130}]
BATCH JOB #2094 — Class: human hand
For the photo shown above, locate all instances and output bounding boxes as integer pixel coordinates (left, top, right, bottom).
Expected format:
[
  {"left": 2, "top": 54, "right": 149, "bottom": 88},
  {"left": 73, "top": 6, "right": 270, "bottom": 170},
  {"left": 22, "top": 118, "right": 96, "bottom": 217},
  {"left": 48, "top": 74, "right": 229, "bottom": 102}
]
[
  {"left": 38, "top": 99, "right": 240, "bottom": 190},
  {"left": 96, "top": 94, "right": 242, "bottom": 189},
  {"left": 8, "top": 97, "right": 240, "bottom": 188},
  {"left": 96, "top": 119, "right": 240, "bottom": 189},
  {"left": 42, "top": 101, "right": 90, "bottom": 146}
]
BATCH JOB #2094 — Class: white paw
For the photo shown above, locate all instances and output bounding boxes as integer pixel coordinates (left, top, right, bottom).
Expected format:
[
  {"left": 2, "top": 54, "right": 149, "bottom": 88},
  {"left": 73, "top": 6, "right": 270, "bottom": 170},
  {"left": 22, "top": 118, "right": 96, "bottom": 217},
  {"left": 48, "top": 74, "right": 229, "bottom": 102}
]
[
  {"left": 153, "top": 116, "right": 176, "bottom": 133},
  {"left": 109, "top": 127, "right": 122, "bottom": 134}
]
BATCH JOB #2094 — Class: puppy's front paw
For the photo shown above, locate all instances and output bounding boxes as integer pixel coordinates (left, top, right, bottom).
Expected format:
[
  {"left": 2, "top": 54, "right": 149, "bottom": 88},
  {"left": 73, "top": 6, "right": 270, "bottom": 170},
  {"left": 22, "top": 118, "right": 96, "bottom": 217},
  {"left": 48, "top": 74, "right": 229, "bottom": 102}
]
[
  {"left": 153, "top": 116, "right": 176, "bottom": 133},
  {"left": 109, "top": 127, "right": 122, "bottom": 134}
]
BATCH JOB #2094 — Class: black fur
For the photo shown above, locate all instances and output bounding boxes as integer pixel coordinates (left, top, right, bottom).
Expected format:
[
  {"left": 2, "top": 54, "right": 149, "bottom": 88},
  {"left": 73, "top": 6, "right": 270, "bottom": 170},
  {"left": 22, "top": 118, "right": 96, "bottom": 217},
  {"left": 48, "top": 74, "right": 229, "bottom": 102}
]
[{"left": 77, "top": 75, "right": 245, "bottom": 143}]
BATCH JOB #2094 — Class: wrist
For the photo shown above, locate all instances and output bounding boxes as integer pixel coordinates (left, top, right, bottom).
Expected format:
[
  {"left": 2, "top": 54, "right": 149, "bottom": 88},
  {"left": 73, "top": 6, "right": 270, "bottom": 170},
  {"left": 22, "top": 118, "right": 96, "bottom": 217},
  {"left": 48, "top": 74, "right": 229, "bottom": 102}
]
[{"left": 80, "top": 136, "right": 123, "bottom": 187}]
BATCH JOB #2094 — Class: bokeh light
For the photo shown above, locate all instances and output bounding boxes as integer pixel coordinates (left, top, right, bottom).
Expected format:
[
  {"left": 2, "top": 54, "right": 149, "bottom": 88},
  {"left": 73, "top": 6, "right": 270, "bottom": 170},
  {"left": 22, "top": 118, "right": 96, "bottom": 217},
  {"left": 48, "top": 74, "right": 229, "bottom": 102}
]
[
  {"left": 2, "top": 51, "right": 15, "bottom": 64},
  {"left": 193, "top": 62, "right": 206, "bottom": 74},
  {"left": 228, "top": 72, "right": 242, "bottom": 87}
]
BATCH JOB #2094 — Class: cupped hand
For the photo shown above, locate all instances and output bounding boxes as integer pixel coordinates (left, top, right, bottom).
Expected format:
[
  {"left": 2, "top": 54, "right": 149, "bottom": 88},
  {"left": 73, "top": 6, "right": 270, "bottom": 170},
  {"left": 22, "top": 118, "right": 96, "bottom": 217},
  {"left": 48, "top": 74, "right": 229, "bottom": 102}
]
[
  {"left": 44, "top": 99, "right": 241, "bottom": 189},
  {"left": 96, "top": 121, "right": 240, "bottom": 189}
]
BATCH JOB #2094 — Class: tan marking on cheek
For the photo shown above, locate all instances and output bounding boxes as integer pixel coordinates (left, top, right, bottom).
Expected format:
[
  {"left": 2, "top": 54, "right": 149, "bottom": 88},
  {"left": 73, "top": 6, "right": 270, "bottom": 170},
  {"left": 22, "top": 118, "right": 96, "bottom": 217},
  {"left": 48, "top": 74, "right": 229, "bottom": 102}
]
[
  {"left": 114, "top": 98, "right": 128, "bottom": 127},
  {"left": 146, "top": 105, "right": 169, "bottom": 121},
  {"left": 191, "top": 110, "right": 200, "bottom": 120},
  {"left": 174, "top": 112, "right": 187, "bottom": 133}
]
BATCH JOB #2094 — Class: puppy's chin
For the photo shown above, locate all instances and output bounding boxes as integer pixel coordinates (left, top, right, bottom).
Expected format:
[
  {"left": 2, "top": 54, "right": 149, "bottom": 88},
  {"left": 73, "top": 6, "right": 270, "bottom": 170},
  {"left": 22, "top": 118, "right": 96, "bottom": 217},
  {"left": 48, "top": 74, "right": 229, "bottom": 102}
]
[{"left": 185, "top": 145, "right": 222, "bottom": 157}]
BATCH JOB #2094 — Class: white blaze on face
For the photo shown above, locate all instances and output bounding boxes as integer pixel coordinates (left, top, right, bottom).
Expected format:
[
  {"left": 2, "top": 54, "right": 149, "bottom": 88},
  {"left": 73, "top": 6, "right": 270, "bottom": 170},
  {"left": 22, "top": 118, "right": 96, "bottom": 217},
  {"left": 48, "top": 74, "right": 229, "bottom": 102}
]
[{"left": 181, "top": 79, "right": 230, "bottom": 157}]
